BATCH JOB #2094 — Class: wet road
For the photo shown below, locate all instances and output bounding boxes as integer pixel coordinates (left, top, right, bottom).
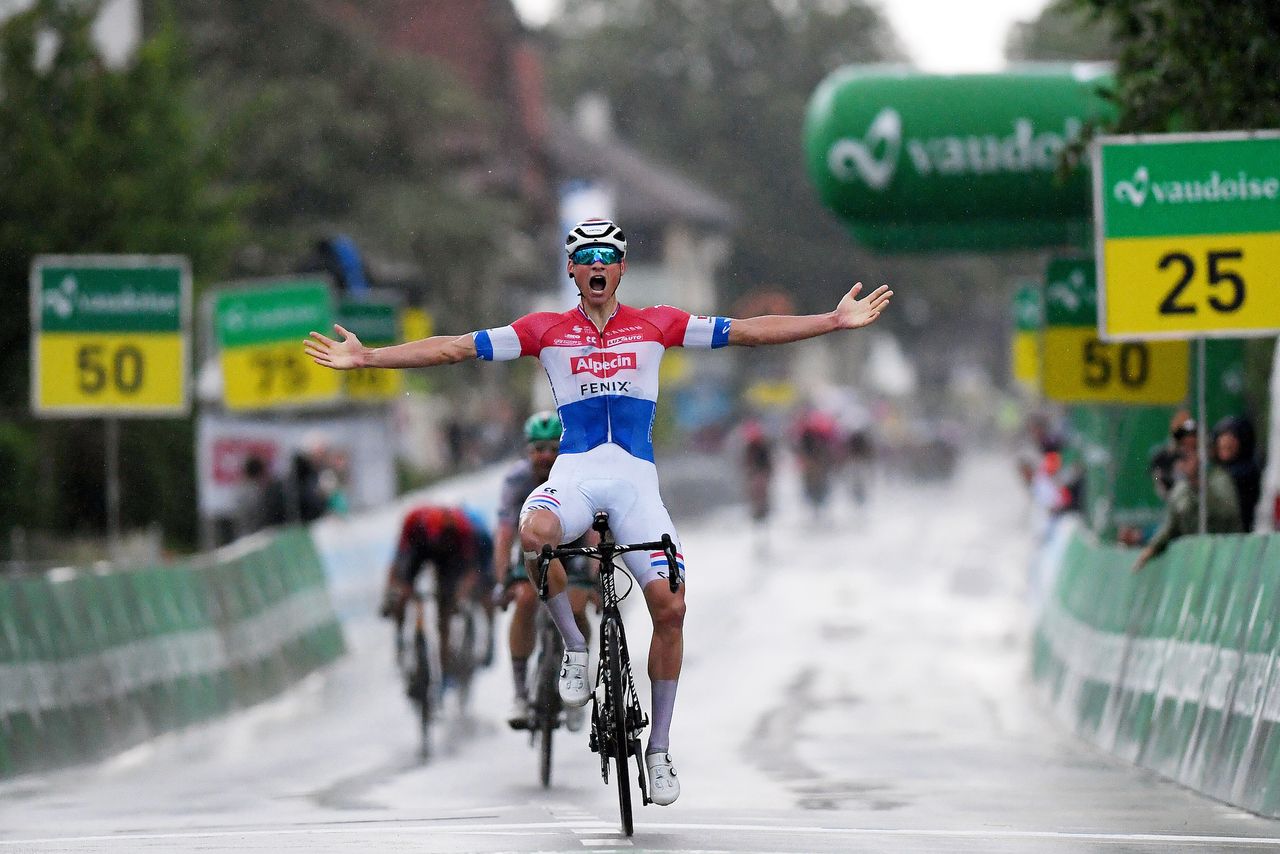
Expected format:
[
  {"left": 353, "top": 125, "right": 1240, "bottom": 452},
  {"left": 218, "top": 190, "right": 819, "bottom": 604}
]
[{"left": 2, "top": 450, "right": 1279, "bottom": 852}]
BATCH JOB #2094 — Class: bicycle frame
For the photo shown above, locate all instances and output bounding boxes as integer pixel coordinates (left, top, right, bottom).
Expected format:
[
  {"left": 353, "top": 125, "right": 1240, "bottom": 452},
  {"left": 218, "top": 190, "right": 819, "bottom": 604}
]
[{"left": 535, "top": 512, "right": 680, "bottom": 835}]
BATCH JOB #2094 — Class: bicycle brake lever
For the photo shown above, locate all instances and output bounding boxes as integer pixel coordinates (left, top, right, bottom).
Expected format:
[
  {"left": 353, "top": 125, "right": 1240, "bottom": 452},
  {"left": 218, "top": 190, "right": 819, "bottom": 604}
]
[
  {"left": 537, "top": 545, "right": 554, "bottom": 601},
  {"left": 661, "top": 534, "right": 680, "bottom": 593}
]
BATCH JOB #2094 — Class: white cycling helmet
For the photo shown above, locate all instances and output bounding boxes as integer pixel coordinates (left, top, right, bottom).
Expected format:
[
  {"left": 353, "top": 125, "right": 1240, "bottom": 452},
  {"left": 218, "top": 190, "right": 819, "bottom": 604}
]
[{"left": 564, "top": 218, "right": 627, "bottom": 258}]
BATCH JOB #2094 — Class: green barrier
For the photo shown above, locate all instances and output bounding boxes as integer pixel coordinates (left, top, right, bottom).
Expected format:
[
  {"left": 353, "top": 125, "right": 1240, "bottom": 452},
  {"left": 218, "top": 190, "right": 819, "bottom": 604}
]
[
  {"left": 0, "top": 526, "right": 345, "bottom": 780},
  {"left": 1035, "top": 528, "right": 1280, "bottom": 818}
]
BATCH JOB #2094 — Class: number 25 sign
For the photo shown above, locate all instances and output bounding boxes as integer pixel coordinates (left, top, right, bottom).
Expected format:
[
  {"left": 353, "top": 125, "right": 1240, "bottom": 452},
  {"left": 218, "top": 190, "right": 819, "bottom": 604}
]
[{"left": 1093, "top": 131, "right": 1280, "bottom": 341}]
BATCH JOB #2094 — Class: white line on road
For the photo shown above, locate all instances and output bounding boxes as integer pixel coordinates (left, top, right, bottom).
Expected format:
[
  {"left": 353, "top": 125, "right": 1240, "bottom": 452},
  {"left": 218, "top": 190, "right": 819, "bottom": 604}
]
[{"left": 4, "top": 820, "right": 1280, "bottom": 848}]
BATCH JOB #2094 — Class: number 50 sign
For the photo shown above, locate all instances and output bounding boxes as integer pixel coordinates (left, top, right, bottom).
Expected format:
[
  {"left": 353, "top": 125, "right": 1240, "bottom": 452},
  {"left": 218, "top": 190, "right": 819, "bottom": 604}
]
[
  {"left": 31, "top": 256, "right": 191, "bottom": 417},
  {"left": 1093, "top": 131, "right": 1280, "bottom": 341}
]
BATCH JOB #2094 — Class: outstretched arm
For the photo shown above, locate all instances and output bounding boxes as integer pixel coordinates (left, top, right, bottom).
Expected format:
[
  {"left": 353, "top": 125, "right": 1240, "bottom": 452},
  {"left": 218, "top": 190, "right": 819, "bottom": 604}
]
[
  {"left": 727, "top": 283, "right": 892, "bottom": 347},
  {"left": 305, "top": 325, "right": 477, "bottom": 370}
]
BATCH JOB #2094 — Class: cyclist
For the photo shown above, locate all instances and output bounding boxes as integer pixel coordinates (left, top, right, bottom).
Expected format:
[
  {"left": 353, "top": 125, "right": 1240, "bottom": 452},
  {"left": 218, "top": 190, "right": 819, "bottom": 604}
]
[
  {"left": 738, "top": 417, "right": 774, "bottom": 526},
  {"left": 382, "top": 505, "right": 489, "bottom": 689},
  {"left": 307, "top": 217, "right": 892, "bottom": 805},
  {"left": 493, "top": 411, "right": 595, "bottom": 731},
  {"left": 792, "top": 406, "right": 840, "bottom": 516}
]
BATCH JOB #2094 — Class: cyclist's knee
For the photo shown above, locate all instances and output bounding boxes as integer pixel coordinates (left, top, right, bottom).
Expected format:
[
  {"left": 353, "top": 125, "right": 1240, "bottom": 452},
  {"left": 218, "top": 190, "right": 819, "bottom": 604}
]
[
  {"left": 512, "top": 581, "right": 537, "bottom": 611},
  {"left": 651, "top": 597, "right": 686, "bottom": 632},
  {"left": 519, "top": 508, "right": 562, "bottom": 554}
]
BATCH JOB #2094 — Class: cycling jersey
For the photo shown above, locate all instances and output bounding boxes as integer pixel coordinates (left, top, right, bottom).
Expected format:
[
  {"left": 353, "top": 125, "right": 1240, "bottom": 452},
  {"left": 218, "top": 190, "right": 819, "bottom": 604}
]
[
  {"left": 392, "top": 506, "right": 487, "bottom": 600},
  {"left": 475, "top": 304, "right": 731, "bottom": 463}
]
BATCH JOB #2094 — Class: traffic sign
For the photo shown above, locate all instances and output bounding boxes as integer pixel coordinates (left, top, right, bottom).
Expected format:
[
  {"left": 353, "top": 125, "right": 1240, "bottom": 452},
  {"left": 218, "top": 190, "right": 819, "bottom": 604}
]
[
  {"left": 30, "top": 255, "right": 191, "bottom": 417},
  {"left": 1042, "top": 256, "right": 1188, "bottom": 404},
  {"left": 212, "top": 279, "right": 341, "bottom": 411},
  {"left": 1010, "top": 281, "right": 1041, "bottom": 390},
  {"left": 1093, "top": 131, "right": 1280, "bottom": 340},
  {"left": 337, "top": 298, "right": 401, "bottom": 401}
]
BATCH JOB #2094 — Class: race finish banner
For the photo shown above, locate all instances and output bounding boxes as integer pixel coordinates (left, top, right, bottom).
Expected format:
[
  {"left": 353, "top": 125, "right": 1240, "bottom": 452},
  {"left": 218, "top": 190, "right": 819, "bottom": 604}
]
[
  {"left": 337, "top": 298, "right": 401, "bottom": 402},
  {"left": 30, "top": 255, "right": 191, "bottom": 416},
  {"left": 213, "top": 279, "right": 341, "bottom": 411},
  {"left": 1010, "top": 280, "right": 1041, "bottom": 392},
  {"left": 1094, "top": 131, "right": 1280, "bottom": 341},
  {"left": 1041, "top": 256, "right": 1188, "bottom": 404}
]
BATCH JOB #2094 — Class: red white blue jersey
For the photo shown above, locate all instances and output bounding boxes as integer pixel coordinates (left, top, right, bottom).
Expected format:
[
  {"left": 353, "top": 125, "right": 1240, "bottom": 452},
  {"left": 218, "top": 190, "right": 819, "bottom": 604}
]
[{"left": 474, "top": 304, "right": 731, "bottom": 462}]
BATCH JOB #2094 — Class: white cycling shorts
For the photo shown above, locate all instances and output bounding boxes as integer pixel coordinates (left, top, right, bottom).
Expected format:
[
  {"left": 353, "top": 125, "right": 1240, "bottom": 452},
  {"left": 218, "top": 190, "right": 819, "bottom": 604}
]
[{"left": 521, "top": 443, "right": 685, "bottom": 589}]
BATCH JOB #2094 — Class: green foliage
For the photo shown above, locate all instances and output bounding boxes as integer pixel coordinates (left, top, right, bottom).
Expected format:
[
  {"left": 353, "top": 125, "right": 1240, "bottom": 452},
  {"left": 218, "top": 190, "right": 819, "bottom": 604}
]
[
  {"left": 0, "top": 0, "right": 235, "bottom": 553},
  {"left": 1076, "top": 0, "right": 1280, "bottom": 133},
  {"left": 546, "top": 0, "right": 903, "bottom": 311}
]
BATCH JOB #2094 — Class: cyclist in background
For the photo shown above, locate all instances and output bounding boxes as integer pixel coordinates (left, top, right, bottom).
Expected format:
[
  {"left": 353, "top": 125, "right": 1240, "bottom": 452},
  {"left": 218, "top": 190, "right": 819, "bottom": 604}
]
[
  {"left": 737, "top": 417, "right": 775, "bottom": 539},
  {"left": 493, "top": 411, "right": 594, "bottom": 731},
  {"left": 382, "top": 505, "right": 488, "bottom": 684},
  {"left": 308, "top": 217, "right": 892, "bottom": 805},
  {"left": 792, "top": 406, "right": 840, "bottom": 517}
]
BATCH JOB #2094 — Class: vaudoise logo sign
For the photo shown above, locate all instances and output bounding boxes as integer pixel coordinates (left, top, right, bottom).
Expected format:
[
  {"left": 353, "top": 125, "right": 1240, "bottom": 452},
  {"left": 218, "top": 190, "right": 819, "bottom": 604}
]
[
  {"left": 1112, "top": 165, "right": 1280, "bottom": 209},
  {"left": 826, "top": 107, "right": 1084, "bottom": 191}
]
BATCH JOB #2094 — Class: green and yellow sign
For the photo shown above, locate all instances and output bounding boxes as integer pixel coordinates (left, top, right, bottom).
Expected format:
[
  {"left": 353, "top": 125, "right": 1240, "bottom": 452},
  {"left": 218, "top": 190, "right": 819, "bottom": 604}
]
[
  {"left": 213, "top": 279, "right": 340, "bottom": 411},
  {"left": 1094, "top": 131, "right": 1280, "bottom": 340},
  {"left": 338, "top": 299, "right": 401, "bottom": 401},
  {"left": 31, "top": 256, "right": 191, "bottom": 416},
  {"left": 1010, "top": 281, "right": 1041, "bottom": 390},
  {"left": 1042, "top": 257, "right": 1188, "bottom": 404}
]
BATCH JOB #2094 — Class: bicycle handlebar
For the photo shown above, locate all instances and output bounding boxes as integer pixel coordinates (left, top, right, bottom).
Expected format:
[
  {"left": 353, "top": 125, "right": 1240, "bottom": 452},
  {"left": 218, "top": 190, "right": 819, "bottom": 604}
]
[{"left": 536, "top": 527, "right": 681, "bottom": 600}]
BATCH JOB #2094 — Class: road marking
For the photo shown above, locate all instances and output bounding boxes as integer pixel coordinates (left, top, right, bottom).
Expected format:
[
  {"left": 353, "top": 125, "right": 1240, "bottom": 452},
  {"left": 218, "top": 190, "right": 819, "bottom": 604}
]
[{"left": 4, "top": 820, "right": 1280, "bottom": 848}]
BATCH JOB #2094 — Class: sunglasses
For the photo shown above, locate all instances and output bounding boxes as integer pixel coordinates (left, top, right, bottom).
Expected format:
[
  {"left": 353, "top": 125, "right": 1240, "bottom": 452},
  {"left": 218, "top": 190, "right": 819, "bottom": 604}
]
[
  {"left": 528, "top": 441, "right": 559, "bottom": 454},
  {"left": 570, "top": 246, "right": 622, "bottom": 265}
]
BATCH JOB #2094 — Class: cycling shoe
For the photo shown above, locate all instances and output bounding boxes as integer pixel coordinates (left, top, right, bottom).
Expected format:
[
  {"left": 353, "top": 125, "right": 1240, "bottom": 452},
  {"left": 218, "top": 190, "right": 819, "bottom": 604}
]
[
  {"left": 558, "top": 651, "right": 590, "bottom": 707},
  {"left": 645, "top": 751, "right": 680, "bottom": 805},
  {"left": 506, "top": 695, "right": 531, "bottom": 730}
]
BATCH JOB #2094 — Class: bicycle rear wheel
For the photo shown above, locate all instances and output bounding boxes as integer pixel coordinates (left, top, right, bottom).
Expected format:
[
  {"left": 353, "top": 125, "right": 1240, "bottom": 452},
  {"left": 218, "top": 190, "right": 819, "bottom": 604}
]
[{"left": 603, "top": 618, "right": 633, "bottom": 836}]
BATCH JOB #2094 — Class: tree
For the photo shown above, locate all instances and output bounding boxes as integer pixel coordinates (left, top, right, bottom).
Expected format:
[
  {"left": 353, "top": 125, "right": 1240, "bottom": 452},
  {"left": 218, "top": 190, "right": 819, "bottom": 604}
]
[
  {"left": 545, "top": 0, "right": 904, "bottom": 312},
  {"left": 155, "top": 0, "right": 531, "bottom": 326},
  {"left": 1075, "top": 0, "right": 1280, "bottom": 133},
  {"left": 0, "top": 0, "right": 239, "bottom": 551}
]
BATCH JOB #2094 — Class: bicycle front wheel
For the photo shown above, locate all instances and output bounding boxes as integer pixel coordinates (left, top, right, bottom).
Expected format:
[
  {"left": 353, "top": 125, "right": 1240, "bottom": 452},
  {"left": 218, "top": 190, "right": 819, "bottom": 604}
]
[
  {"left": 603, "top": 618, "right": 633, "bottom": 836},
  {"left": 539, "top": 717, "right": 554, "bottom": 788},
  {"left": 412, "top": 628, "right": 432, "bottom": 760}
]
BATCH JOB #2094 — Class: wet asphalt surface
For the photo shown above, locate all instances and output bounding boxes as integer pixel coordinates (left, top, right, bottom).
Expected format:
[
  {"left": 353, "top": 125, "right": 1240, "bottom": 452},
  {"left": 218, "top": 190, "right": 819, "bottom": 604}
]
[{"left": 2, "top": 451, "right": 1279, "bottom": 852}]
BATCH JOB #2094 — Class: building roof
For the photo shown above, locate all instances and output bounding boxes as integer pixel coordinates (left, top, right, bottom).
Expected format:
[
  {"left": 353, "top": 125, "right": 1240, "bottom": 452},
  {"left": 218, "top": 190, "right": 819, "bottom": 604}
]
[{"left": 546, "top": 113, "right": 736, "bottom": 230}]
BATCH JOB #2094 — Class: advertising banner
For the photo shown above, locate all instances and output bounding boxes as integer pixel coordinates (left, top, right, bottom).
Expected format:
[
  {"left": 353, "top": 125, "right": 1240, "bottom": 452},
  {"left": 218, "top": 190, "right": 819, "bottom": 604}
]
[
  {"left": 336, "top": 298, "right": 401, "bottom": 402},
  {"left": 804, "top": 67, "right": 1114, "bottom": 251},
  {"left": 1011, "top": 281, "right": 1042, "bottom": 391},
  {"left": 1042, "top": 257, "right": 1188, "bottom": 405},
  {"left": 212, "top": 279, "right": 340, "bottom": 411},
  {"left": 30, "top": 256, "right": 190, "bottom": 416},
  {"left": 1093, "top": 131, "right": 1280, "bottom": 340}
]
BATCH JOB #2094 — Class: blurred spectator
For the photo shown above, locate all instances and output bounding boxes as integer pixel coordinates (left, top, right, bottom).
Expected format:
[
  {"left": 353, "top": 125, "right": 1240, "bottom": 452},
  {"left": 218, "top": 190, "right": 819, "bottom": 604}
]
[
  {"left": 237, "top": 454, "right": 286, "bottom": 536},
  {"left": 1148, "top": 411, "right": 1197, "bottom": 501},
  {"left": 1213, "top": 415, "right": 1262, "bottom": 532},
  {"left": 1133, "top": 440, "right": 1242, "bottom": 572}
]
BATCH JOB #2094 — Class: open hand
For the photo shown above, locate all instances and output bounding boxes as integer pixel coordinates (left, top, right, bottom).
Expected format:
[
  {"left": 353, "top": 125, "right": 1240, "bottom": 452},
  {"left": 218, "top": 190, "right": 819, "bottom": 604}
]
[
  {"left": 305, "top": 324, "right": 365, "bottom": 370},
  {"left": 834, "top": 282, "right": 893, "bottom": 330}
]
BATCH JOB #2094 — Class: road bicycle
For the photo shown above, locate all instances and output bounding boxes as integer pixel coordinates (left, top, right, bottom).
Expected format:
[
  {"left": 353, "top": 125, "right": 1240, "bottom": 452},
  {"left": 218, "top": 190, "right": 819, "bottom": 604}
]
[
  {"left": 394, "top": 584, "right": 435, "bottom": 761},
  {"left": 537, "top": 512, "right": 680, "bottom": 837},
  {"left": 394, "top": 570, "right": 484, "bottom": 760}
]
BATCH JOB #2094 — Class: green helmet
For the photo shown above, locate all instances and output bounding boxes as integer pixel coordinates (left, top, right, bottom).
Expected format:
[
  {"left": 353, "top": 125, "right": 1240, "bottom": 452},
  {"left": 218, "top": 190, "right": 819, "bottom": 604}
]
[{"left": 523, "top": 410, "right": 563, "bottom": 442}]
